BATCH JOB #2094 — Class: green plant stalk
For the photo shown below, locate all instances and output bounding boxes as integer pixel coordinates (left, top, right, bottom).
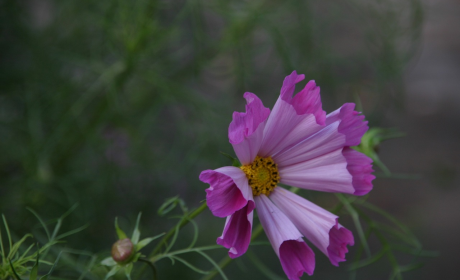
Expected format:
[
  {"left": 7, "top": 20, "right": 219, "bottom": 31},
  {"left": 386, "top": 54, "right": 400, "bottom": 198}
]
[
  {"left": 135, "top": 202, "right": 208, "bottom": 279},
  {"left": 148, "top": 201, "right": 208, "bottom": 258}
]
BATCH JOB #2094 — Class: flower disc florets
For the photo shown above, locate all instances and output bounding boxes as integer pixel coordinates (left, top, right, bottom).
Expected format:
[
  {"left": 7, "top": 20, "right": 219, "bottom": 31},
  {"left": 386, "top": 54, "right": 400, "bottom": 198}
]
[{"left": 240, "top": 156, "right": 280, "bottom": 196}]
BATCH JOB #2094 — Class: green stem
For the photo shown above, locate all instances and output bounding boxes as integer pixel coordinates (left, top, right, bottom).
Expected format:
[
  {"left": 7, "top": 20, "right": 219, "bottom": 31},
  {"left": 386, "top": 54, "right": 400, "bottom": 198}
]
[
  {"left": 135, "top": 201, "right": 208, "bottom": 279},
  {"left": 200, "top": 223, "right": 265, "bottom": 280},
  {"left": 137, "top": 258, "right": 158, "bottom": 280},
  {"left": 149, "top": 201, "right": 208, "bottom": 258}
]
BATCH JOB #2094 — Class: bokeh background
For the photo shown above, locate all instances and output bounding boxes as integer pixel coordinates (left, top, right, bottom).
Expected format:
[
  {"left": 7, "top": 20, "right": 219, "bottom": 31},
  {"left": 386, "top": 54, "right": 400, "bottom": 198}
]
[{"left": 1, "top": 0, "right": 459, "bottom": 279}]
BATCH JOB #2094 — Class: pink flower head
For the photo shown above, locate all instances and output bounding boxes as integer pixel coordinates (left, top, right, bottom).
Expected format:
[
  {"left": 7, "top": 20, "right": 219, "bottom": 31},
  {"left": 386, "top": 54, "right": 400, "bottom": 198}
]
[{"left": 199, "top": 71, "right": 375, "bottom": 279}]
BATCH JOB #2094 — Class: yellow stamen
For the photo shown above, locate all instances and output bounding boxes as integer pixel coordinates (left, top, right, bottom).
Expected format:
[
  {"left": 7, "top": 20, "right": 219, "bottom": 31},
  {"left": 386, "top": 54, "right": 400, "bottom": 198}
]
[{"left": 240, "top": 156, "right": 280, "bottom": 196}]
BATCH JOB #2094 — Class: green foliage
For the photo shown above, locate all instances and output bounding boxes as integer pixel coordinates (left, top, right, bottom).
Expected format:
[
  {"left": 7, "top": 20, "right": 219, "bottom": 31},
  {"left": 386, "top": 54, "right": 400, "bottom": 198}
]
[
  {"left": 0, "top": 209, "right": 85, "bottom": 280},
  {"left": 101, "top": 212, "right": 164, "bottom": 279},
  {"left": 1, "top": 0, "right": 427, "bottom": 279}
]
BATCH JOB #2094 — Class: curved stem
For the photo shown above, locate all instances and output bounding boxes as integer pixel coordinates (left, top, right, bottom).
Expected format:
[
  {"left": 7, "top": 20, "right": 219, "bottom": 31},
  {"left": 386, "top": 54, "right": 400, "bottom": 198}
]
[
  {"left": 149, "top": 201, "right": 208, "bottom": 258},
  {"left": 135, "top": 201, "right": 208, "bottom": 279},
  {"left": 137, "top": 258, "right": 158, "bottom": 280}
]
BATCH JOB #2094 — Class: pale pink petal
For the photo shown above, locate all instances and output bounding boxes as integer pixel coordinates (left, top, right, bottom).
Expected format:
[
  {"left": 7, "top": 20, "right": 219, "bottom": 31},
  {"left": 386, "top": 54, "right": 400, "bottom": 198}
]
[
  {"left": 279, "top": 148, "right": 355, "bottom": 194},
  {"left": 217, "top": 202, "right": 255, "bottom": 259},
  {"left": 326, "top": 103, "right": 368, "bottom": 146},
  {"left": 259, "top": 71, "right": 326, "bottom": 157},
  {"left": 327, "top": 223, "right": 354, "bottom": 266},
  {"left": 273, "top": 121, "right": 345, "bottom": 167},
  {"left": 271, "top": 188, "right": 354, "bottom": 266},
  {"left": 199, "top": 167, "right": 252, "bottom": 218},
  {"left": 343, "top": 147, "right": 375, "bottom": 196},
  {"left": 255, "top": 195, "right": 315, "bottom": 278},
  {"left": 229, "top": 92, "right": 270, "bottom": 164}
]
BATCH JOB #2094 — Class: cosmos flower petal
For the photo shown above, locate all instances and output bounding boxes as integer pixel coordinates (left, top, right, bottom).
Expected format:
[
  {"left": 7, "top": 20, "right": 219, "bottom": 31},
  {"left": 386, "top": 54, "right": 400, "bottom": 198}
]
[
  {"left": 326, "top": 103, "right": 368, "bottom": 146},
  {"left": 229, "top": 92, "right": 270, "bottom": 164},
  {"left": 259, "top": 71, "right": 326, "bottom": 157},
  {"left": 279, "top": 240, "right": 315, "bottom": 279},
  {"left": 216, "top": 202, "right": 254, "bottom": 259},
  {"left": 327, "top": 223, "right": 354, "bottom": 266},
  {"left": 255, "top": 195, "right": 315, "bottom": 278},
  {"left": 271, "top": 188, "right": 353, "bottom": 265},
  {"left": 343, "top": 147, "right": 375, "bottom": 195},
  {"left": 279, "top": 148, "right": 355, "bottom": 194},
  {"left": 274, "top": 121, "right": 345, "bottom": 166},
  {"left": 199, "top": 167, "right": 253, "bottom": 218}
]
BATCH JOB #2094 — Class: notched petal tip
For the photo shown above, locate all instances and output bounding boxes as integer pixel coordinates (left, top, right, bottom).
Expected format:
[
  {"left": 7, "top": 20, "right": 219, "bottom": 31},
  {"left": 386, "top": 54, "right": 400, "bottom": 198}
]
[
  {"left": 327, "top": 222, "right": 354, "bottom": 266},
  {"left": 343, "top": 148, "right": 375, "bottom": 196},
  {"left": 228, "top": 92, "right": 270, "bottom": 145},
  {"left": 200, "top": 169, "right": 248, "bottom": 218},
  {"left": 336, "top": 103, "right": 369, "bottom": 146},
  {"left": 280, "top": 72, "right": 326, "bottom": 126},
  {"left": 216, "top": 202, "right": 254, "bottom": 259},
  {"left": 280, "top": 240, "right": 315, "bottom": 279}
]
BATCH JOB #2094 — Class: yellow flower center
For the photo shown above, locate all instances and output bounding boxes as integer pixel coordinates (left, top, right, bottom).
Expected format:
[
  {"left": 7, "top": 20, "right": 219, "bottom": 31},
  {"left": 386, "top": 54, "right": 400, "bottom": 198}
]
[{"left": 240, "top": 156, "right": 280, "bottom": 196}]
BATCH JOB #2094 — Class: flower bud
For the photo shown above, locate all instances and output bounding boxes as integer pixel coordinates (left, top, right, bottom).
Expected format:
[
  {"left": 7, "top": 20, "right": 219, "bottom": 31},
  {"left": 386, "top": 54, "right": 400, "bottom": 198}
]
[{"left": 111, "top": 238, "right": 134, "bottom": 263}]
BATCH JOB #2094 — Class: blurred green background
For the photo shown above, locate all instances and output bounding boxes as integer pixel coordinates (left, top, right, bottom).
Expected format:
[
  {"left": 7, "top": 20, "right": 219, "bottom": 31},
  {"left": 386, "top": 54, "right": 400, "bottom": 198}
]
[{"left": 1, "top": 0, "right": 459, "bottom": 279}]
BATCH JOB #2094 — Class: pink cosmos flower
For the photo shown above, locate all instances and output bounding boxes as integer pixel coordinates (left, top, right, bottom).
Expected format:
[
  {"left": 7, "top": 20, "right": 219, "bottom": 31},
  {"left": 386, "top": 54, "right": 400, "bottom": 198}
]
[{"left": 199, "top": 71, "right": 375, "bottom": 279}]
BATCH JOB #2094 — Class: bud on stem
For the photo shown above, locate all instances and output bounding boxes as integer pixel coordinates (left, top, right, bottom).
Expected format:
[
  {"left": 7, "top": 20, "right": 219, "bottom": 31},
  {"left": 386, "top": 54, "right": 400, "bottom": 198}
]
[{"left": 111, "top": 238, "right": 134, "bottom": 263}]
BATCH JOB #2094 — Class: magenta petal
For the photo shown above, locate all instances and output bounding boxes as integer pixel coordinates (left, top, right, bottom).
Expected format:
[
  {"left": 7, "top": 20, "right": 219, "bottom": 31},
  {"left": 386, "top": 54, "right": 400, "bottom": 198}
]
[
  {"left": 280, "top": 240, "right": 315, "bottom": 279},
  {"left": 290, "top": 80, "right": 326, "bottom": 125},
  {"left": 259, "top": 72, "right": 325, "bottom": 157},
  {"left": 255, "top": 195, "right": 315, "bottom": 279},
  {"left": 343, "top": 147, "right": 375, "bottom": 195},
  {"left": 326, "top": 103, "right": 368, "bottom": 146},
  {"left": 217, "top": 202, "right": 254, "bottom": 259},
  {"left": 271, "top": 188, "right": 354, "bottom": 267},
  {"left": 200, "top": 167, "right": 252, "bottom": 218},
  {"left": 280, "top": 71, "right": 306, "bottom": 100},
  {"left": 229, "top": 92, "right": 270, "bottom": 164},
  {"left": 280, "top": 71, "right": 325, "bottom": 125},
  {"left": 327, "top": 223, "right": 354, "bottom": 266}
]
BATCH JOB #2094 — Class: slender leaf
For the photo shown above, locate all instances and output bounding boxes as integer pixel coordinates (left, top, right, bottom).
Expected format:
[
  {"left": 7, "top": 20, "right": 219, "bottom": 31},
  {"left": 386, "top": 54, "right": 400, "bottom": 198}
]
[
  {"left": 55, "top": 224, "right": 89, "bottom": 240},
  {"left": 247, "top": 250, "right": 285, "bottom": 280},
  {"left": 132, "top": 213, "right": 142, "bottom": 244},
  {"left": 124, "top": 263, "right": 133, "bottom": 280},
  {"left": 2, "top": 215, "right": 13, "bottom": 255},
  {"left": 187, "top": 219, "right": 199, "bottom": 249},
  {"left": 104, "top": 266, "right": 120, "bottom": 280},
  {"left": 27, "top": 208, "right": 51, "bottom": 240},
  {"left": 195, "top": 250, "right": 228, "bottom": 280},
  {"left": 157, "top": 197, "right": 180, "bottom": 217},
  {"left": 349, "top": 248, "right": 387, "bottom": 270},
  {"left": 336, "top": 194, "right": 371, "bottom": 258},
  {"left": 115, "top": 217, "right": 128, "bottom": 240},
  {"left": 8, "top": 234, "right": 33, "bottom": 258},
  {"left": 136, "top": 233, "right": 165, "bottom": 251},
  {"left": 9, "top": 259, "right": 22, "bottom": 280},
  {"left": 171, "top": 256, "right": 209, "bottom": 274},
  {"left": 39, "top": 251, "right": 63, "bottom": 280},
  {"left": 30, "top": 244, "right": 40, "bottom": 280}
]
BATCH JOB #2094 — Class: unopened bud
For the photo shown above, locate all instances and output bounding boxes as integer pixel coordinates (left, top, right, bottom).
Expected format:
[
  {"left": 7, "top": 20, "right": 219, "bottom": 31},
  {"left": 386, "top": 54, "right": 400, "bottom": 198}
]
[{"left": 111, "top": 238, "right": 134, "bottom": 263}]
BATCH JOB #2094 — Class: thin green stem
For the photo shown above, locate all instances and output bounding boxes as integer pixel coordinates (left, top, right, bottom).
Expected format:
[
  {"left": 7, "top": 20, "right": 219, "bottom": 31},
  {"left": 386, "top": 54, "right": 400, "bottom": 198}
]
[
  {"left": 137, "top": 258, "right": 157, "bottom": 280},
  {"left": 149, "top": 201, "right": 208, "bottom": 258},
  {"left": 135, "top": 201, "right": 208, "bottom": 279}
]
